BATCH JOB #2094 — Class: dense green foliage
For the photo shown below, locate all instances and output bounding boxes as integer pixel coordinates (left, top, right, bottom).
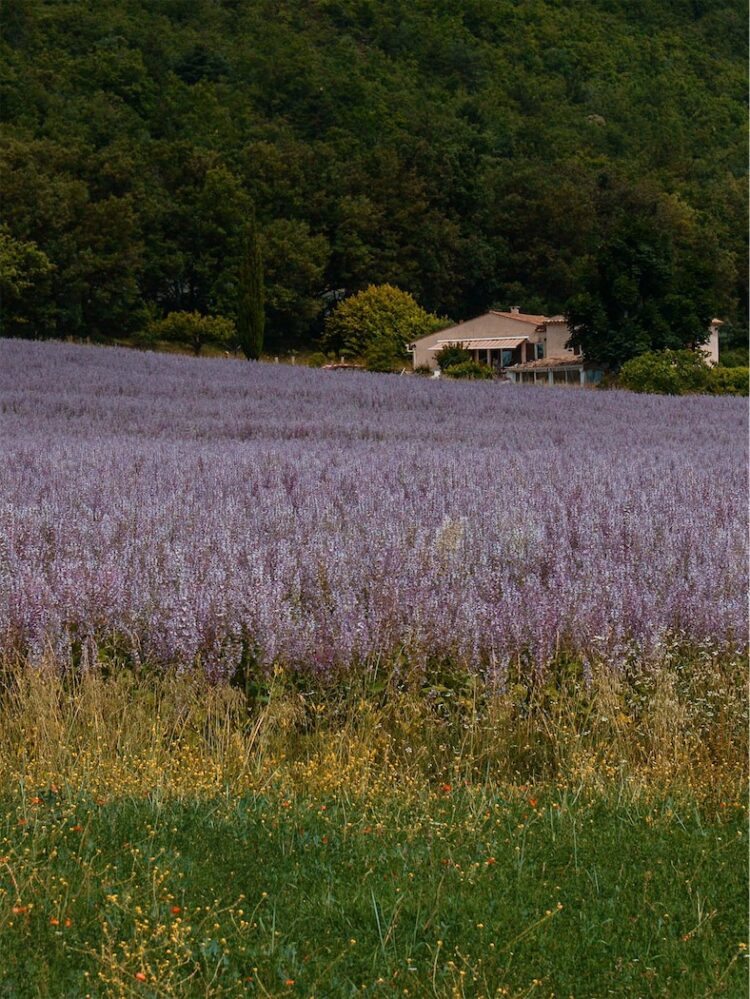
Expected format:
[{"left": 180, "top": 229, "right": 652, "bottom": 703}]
[
  {"left": 434, "top": 343, "right": 496, "bottom": 381},
  {"left": 565, "top": 181, "right": 735, "bottom": 367},
  {"left": 237, "top": 213, "right": 265, "bottom": 360},
  {"left": 618, "top": 349, "right": 711, "bottom": 395},
  {"left": 706, "top": 365, "right": 749, "bottom": 395},
  {"left": 716, "top": 323, "right": 750, "bottom": 366},
  {"left": 618, "top": 349, "right": 748, "bottom": 395},
  {"left": 444, "top": 359, "right": 494, "bottom": 380},
  {"left": 1, "top": 0, "right": 747, "bottom": 353},
  {"left": 145, "top": 310, "right": 236, "bottom": 355},
  {"left": 0, "top": 227, "right": 55, "bottom": 338},
  {"left": 362, "top": 337, "right": 405, "bottom": 373},
  {"left": 322, "top": 283, "right": 443, "bottom": 366},
  {"left": 435, "top": 343, "right": 472, "bottom": 371},
  {"left": 719, "top": 347, "right": 750, "bottom": 367}
]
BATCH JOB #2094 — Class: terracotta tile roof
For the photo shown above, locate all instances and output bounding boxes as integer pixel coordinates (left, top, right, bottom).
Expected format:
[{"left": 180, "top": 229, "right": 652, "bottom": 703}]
[{"left": 490, "top": 311, "right": 549, "bottom": 325}]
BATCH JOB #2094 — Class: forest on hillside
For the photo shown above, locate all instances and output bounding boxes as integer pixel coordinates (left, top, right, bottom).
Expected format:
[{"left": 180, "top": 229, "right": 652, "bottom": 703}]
[{"left": 1, "top": 0, "right": 747, "bottom": 353}]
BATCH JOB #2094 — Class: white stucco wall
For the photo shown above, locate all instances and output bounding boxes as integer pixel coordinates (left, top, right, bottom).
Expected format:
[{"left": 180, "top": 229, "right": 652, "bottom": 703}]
[
  {"left": 698, "top": 323, "right": 721, "bottom": 366},
  {"left": 542, "top": 321, "right": 577, "bottom": 359}
]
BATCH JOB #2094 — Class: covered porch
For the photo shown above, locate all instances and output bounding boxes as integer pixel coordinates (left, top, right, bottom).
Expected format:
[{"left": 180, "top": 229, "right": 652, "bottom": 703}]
[
  {"left": 506, "top": 357, "right": 603, "bottom": 387},
  {"left": 431, "top": 336, "right": 532, "bottom": 373}
]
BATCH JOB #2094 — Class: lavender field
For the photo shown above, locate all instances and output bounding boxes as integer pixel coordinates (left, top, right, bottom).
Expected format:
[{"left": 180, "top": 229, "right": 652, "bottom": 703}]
[{"left": 1, "top": 338, "right": 747, "bottom": 679}]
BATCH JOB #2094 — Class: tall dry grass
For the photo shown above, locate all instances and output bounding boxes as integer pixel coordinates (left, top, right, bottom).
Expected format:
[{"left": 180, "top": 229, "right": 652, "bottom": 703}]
[{"left": 0, "top": 648, "right": 745, "bottom": 808}]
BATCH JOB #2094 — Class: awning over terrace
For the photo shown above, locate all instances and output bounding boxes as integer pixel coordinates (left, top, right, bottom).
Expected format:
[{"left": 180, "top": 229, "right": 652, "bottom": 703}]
[{"left": 430, "top": 337, "right": 528, "bottom": 351}]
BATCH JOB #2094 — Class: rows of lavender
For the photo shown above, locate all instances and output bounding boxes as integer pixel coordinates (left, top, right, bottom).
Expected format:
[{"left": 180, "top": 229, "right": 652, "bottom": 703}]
[{"left": 1, "top": 339, "right": 746, "bottom": 678}]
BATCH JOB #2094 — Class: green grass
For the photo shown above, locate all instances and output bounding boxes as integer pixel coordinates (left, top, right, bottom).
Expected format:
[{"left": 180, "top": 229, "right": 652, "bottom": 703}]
[
  {"left": 0, "top": 785, "right": 746, "bottom": 998},
  {"left": 0, "top": 655, "right": 745, "bottom": 996}
]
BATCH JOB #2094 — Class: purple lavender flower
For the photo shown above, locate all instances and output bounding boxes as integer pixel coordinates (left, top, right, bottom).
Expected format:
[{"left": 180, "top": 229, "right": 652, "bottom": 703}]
[{"left": 0, "top": 338, "right": 746, "bottom": 677}]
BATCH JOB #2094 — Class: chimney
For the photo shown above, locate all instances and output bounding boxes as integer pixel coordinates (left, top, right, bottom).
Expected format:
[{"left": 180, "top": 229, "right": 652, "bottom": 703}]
[{"left": 510, "top": 305, "right": 520, "bottom": 314}]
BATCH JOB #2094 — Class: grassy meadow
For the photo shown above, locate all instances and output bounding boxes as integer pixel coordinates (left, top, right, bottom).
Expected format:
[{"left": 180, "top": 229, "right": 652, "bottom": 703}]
[{"left": 0, "top": 653, "right": 746, "bottom": 998}]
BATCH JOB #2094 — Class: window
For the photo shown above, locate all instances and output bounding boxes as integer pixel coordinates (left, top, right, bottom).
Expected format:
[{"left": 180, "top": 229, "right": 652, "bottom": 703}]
[{"left": 535, "top": 342, "right": 545, "bottom": 360}]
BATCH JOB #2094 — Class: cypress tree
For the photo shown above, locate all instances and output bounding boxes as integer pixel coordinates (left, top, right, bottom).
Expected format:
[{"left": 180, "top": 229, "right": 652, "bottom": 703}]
[{"left": 237, "top": 211, "right": 264, "bottom": 360}]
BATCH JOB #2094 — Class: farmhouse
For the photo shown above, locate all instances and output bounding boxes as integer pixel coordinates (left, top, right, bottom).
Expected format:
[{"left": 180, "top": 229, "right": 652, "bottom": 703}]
[
  {"left": 409, "top": 308, "right": 722, "bottom": 385},
  {"left": 408, "top": 307, "right": 588, "bottom": 379}
]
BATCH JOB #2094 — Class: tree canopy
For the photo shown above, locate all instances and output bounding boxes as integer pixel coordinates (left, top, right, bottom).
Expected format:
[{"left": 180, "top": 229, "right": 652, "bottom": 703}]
[
  {"left": 237, "top": 214, "right": 265, "bottom": 360},
  {"left": 145, "top": 310, "right": 236, "bottom": 356},
  {"left": 565, "top": 180, "right": 734, "bottom": 367},
  {"left": 1, "top": 0, "right": 746, "bottom": 353},
  {"left": 323, "top": 284, "right": 444, "bottom": 368}
]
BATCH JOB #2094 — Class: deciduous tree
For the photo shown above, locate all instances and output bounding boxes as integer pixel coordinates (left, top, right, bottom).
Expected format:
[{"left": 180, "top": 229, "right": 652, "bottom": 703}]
[
  {"left": 322, "top": 284, "right": 447, "bottom": 363},
  {"left": 0, "top": 227, "right": 55, "bottom": 337},
  {"left": 145, "top": 311, "right": 236, "bottom": 355},
  {"left": 566, "top": 182, "right": 726, "bottom": 368}
]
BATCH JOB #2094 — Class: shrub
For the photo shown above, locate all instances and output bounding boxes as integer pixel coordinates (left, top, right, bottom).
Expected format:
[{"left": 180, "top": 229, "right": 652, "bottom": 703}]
[
  {"left": 363, "top": 339, "right": 403, "bottom": 373},
  {"left": 708, "top": 366, "right": 749, "bottom": 396},
  {"left": 718, "top": 347, "right": 749, "bottom": 368},
  {"left": 146, "top": 311, "right": 236, "bottom": 356},
  {"left": 322, "top": 284, "right": 447, "bottom": 363},
  {"left": 307, "top": 352, "right": 329, "bottom": 368},
  {"left": 444, "top": 360, "right": 493, "bottom": 380},
  {"left": 413, "top": 364, "right": 434, "bottom": 377},
  {"left": 597, "top": 371, "right": 620, "bottom": 391},
  {"left": 435, "top": 343, "right": 471, "bottom": 371},
  {"left": 618, "top": 349, "right": 711, "bottom": 395}
]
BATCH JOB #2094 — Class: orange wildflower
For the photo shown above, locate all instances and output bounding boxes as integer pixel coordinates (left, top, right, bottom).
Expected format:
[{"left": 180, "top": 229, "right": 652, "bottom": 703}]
[
  {"left": 12, "top": 905, "right": 29, "bottom": 915},
  {"left": 135, "top": 971, "right": 147, "bottom": 982},
  {"left": 440, "top": 783, "right": 452, "bottom": 794},
  {"left": 171, "top": 906, "right": 181, "bottom": 915}
]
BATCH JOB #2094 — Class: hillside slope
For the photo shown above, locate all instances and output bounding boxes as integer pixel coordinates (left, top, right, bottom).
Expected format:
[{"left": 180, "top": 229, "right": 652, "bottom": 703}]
[{"left": 1, "top": 0, "right": 747, "bottom": 348}]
